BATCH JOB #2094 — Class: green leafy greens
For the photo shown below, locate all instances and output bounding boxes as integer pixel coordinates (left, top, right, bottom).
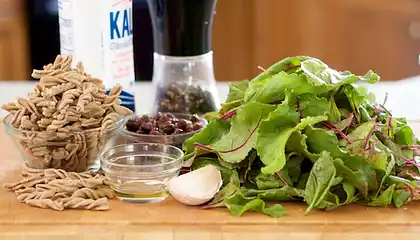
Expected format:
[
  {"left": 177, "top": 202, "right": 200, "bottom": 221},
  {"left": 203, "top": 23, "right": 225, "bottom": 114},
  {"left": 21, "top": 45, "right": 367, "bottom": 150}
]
[{"left": 183, "top": 56, "right": 420, "bottom": 217}]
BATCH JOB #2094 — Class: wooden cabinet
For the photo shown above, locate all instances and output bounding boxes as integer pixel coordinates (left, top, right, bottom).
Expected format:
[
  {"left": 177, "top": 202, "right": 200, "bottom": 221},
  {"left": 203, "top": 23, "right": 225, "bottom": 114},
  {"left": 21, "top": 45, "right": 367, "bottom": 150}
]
[
  {"left": 0, "top": 0, "right": 29, "bottom": 80},
  {"left": 212, "top": 0, "right": 420, "bottom": 81}
]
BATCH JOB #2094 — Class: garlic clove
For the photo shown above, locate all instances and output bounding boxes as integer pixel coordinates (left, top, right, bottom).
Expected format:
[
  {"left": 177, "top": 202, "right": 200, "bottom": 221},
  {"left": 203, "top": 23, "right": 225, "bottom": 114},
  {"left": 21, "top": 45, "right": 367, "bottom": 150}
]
[{"left": 167, "top": 165, "right": 223, "bottom": 206}]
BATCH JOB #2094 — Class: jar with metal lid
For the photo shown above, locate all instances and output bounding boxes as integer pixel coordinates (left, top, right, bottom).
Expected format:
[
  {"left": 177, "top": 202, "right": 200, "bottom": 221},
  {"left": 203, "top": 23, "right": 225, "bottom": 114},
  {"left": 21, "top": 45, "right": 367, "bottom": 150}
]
[{"left": 146, "top": 0, "right": 220, "bottom": 114}]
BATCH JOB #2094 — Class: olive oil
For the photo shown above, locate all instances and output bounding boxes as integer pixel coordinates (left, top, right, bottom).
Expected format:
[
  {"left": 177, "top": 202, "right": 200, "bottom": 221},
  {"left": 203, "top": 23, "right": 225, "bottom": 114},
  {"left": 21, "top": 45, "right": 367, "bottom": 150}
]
[
  {"left": 111, "top": 180, "right": 170, "bottom": 203},
  {"left": 113, "top": 189, "right": 168, "bottom": 203},
  {"left": 101, "top": 148, "right": 182, "bottom": 204}
]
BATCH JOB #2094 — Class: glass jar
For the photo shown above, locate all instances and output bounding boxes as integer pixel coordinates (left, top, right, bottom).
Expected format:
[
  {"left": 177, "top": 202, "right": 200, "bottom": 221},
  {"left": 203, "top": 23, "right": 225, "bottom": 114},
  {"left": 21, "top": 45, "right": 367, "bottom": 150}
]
[
  {"left": 151, "top": 52, "right": 220, "bottom": 114},
  {"left": 146, "top": 0, "right": 220, "bottom": 114}
]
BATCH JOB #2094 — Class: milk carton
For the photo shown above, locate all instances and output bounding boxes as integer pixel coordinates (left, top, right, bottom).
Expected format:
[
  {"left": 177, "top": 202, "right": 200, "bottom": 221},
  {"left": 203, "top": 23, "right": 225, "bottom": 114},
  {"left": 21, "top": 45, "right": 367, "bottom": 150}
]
[{"left": 58, "top": 0, "right": 136, "bottom": 112}]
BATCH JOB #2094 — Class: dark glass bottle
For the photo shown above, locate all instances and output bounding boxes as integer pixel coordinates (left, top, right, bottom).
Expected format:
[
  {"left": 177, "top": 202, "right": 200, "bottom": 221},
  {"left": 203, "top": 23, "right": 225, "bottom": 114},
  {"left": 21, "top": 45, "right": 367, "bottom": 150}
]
[{"left": 147, "top": 0, "right": 217, "bottom": 56}]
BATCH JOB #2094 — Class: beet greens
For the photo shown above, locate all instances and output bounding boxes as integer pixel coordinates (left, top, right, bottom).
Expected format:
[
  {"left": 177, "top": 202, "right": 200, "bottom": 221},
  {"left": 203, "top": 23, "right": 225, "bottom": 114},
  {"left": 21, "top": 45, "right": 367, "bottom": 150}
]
[{"left": 182, "top": 56, "right": 420, "bottom": 217}]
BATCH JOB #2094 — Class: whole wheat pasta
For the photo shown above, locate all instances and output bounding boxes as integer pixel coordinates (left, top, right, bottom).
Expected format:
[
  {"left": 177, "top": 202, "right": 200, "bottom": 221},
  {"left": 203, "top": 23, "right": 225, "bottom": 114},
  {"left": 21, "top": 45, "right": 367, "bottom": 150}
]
[
  {"left": 44, "top": 168, "right": 95, "bottom": 180},
  {"left": 17, "top": 190, "right": 55, "bottom": 202},
  {"left": 5, "top": 166, "right": 112, "bottom": 211},
  {"left": 3, "top": 175, "right": 43, "bottom": 190},
  {"left": 1, "top": 55, "right": 132, "bottom": 172},
  {"left": 4, "top": 177, "right": 53, "bottom": 191},
  {"left": 36, "top": 182, "right": 79, "bottom": 194},
  {"left": 71, "top": 187, "right": 114, "bottom": 200},
  {"left": 26, "top": 199, "right": 65, "bottom": 211},
  {"left": 61, "top": 197, "right": 109, "bottom": 210}
]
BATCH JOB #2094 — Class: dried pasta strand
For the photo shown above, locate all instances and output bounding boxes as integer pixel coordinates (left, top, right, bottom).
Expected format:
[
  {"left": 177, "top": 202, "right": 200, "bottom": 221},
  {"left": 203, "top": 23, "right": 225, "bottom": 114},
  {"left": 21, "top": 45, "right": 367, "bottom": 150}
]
[
  {"left": 48, "top": 178, "right": 104, "bottom": 189},
  {"left": 3, "top": 175, "right": 42, "bottom": 190},
  {"left": 21, "top": 165, "right": 45, "bottom": 177},
  {"left": 71, "top": 187, "right": 114, "bottom": 200},
  {"left": 26, "top": 199, "right": 64, "bottom": 211},
  {"left": 61, "top": 197, "right": 109, "bottom": 211}
]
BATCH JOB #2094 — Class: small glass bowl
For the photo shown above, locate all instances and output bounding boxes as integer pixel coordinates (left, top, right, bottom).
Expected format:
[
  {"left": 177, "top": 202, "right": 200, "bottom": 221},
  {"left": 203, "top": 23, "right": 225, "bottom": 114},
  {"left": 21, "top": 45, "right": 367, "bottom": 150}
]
[
  {"left": 115, "top": 113, "right": 208, "bottom": 149},
  {"left": 100, "top": 142, "right": 184, "bottom": 203},
  {"left": 3, "top": 114, "right": 125, "bottom": 172}
]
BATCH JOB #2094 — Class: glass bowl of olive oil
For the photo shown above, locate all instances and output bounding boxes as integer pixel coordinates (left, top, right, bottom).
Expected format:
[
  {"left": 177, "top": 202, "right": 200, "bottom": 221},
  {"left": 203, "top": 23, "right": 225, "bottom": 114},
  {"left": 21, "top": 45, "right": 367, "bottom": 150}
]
[{"left": 100, "top": 143, "right": 184, "bottom": 203}]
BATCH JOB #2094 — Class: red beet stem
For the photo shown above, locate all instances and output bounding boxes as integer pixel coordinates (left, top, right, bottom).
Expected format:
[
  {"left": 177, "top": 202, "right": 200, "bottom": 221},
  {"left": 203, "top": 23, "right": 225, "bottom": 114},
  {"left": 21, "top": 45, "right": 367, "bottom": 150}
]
[
  {"left": 323, "top": 121, "right": 352, "bottom": 144},
  {"left": 401, "top": 145, "right": 420, "bottom": 150},
  {"left": 363, "top": 125, "right": 376, "bottom": 151},
  {"left": 219, "top": 118, "right": 262, "bottom": 154},
  {"left": 285, "top": 64, "right": 300, "bottom": 72},
  {"left": 275, "top": 171, "right": 288, "bottom": 186},
  {"left": 392, "top": 151, "right": 420, "bottom": 168},
  {"left": 404, "top": 182, "right": 415, "bottom": 200},
  {"left": 193, "top": 117, "right": 262, "bottom": 155},
  {"left": 194, "top": 143, "right": 214, "bottom": 151},
  {"left": 387, "top": 116, "right": 393, "bottom": 137},
  {"left": 220, "top": 111, "right": 237, "bottom": 120}
]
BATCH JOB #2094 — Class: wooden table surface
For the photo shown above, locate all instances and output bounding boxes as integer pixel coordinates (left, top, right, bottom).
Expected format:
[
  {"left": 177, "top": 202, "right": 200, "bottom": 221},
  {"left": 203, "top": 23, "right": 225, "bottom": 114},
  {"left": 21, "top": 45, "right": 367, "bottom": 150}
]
[{"left": 1, "top": 123, "right": 420, "bottom": 240}]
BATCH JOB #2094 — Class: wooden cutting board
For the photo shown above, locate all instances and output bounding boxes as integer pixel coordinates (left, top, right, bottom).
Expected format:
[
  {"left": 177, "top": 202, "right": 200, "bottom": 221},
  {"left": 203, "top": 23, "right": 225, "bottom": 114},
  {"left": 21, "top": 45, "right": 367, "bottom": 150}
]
[{"left": 1, "top": 123, "right": 420, "bottom": 240}]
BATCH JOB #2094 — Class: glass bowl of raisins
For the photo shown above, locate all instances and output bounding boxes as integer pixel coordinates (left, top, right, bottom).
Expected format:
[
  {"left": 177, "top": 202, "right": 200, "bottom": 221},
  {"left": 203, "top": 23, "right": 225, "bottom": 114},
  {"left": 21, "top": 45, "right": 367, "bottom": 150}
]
[{"left": 116, "top": 112, "right": 207, "bottom": 149}]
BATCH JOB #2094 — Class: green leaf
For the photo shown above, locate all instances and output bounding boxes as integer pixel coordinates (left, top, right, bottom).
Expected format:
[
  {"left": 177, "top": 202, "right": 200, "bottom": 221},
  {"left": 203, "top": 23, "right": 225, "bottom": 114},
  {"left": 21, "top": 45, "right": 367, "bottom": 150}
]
[
  {"left": 355, "top": 85, "right": 377, "bottom": 103},
  {"left": 225, "top": 195, "right": 263, "bottom": 216},
  {"left": 254, "top": 171, "right": 287, "bottom": 190},
  {"left": 304, "top": 151, "right": 337, "bottom": 214},
  {"left": 300, "top": 58, "right": 366, "bottom": 87},
  {"left": 262, "top": 204, "right": 287, "bottom": 218},
  {"left": 286, "top": 132, "right": 320, "bottom": 162},
  {"left": 183, "top": 118, "right": 231, "bottom": 153},
  {"left": 258, "top": 114, "right": 327, "bottom": 174},
  {"left": 334, "top": 113, "right": 354, "bottom": 131},
  {"left": 256, "top": 95, "right": 327, "bottom": 174},
  {"left": 248, "top": 72, "right": 313, "bottom": 104},
  {"left": 297, "top": 172, "right": 310, "bottom": 190},
  {"left": 298, "top": 94, "right": 330, "bottom": 118},
  {"left": 333, "top": 158, "right": 369, "bottom": 197},
  {"left": 342, "top": 181, "right": 356, "bottom": 203},
  {"left": 362, "top": 70, "right": 381, "bottom": 84},
  {"left": 344, "top": 121, "right": 375, "bottom": 146},
  {"left": 328, "top": 97, "right": 342, "bottom": 123},
  {"left": 207, "top": 176, "right": 239, "bottom": 207},
  {"left": 242, "top": 186, "right": 305, "bottom": 201},
  {"left": 316, "top": 192, "right": 341, "bottom": 209},
  {"left": 305, "top": 126, "right": 378, "bottom": 195},
  {"left": 220, "top": 100, "right": 242, "bottom": 115},
  {"left": 243, "top": 150, "right": 257, "bottom": 180},
  {"left": 369, "top": 184, "right": 395, "bottom": 206},
  {"left": 331, "top": 176, "right": 344, "bottom": 187},
  {"left": 395, "top": 125, "right": 415, "bottom": 159},
  {"left": 385, "top": 116, "right": 397, "bottom": 139},
  {"left": 244, "top": 56, "right": 311, "bottom": 101},
  {"left": 202, "top": 111, "right": 220, "bottom": 121},
  {"left": 392, "top": 189, "right": 411, "bottom": 208},
  {"left": 226, "top": 80, "right": 249, "bottom": 102},
  {"left": 376, "top": 130, "right": 405, "bottom": 166},
  {"left": 224, "top": 193, "right": 286, "bottom": 217},
  {"left": 211, "top": 102, "right": 276, "bottom": 163},
  {"left": 343, "top": 121, "right": 389, "bottom": 171},
  {"left": 285, "top": 153, "right": 305, "bottom": 184},
  {"left": 338, "top": 85, "right": 369, "bottom": 121},
  {"left": 375, "top": 154, "right": 396, "bottom": 199}
]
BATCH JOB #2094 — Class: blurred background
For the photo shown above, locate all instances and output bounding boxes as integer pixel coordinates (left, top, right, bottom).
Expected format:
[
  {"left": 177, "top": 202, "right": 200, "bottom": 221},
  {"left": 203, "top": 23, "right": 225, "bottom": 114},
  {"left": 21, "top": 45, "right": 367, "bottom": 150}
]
[{"left": 2, "top": 0, "right": 420, "bottom": 81}]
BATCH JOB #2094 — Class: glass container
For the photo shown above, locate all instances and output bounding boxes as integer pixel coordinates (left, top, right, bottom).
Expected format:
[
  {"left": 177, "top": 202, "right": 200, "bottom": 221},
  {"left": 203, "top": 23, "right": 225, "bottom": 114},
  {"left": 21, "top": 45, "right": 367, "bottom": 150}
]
[
  {"left": 100, "top": 143, "right": 184, "bottom": 203},
  {"left": 3, "top": 114, "right": 125, "bottom": 173},
  {"left": 115, "top": 113, "right": 208, "bottom": 149},
  {"left": 146, "top": 0, "right": 220, "bottom": 114}
]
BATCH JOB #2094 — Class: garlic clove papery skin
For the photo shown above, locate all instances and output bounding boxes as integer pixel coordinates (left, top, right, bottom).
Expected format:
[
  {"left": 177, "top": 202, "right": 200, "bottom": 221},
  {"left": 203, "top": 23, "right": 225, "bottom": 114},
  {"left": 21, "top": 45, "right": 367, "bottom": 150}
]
[{"left": 167, "top": 165, "right": 223, "bottom": 206}]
